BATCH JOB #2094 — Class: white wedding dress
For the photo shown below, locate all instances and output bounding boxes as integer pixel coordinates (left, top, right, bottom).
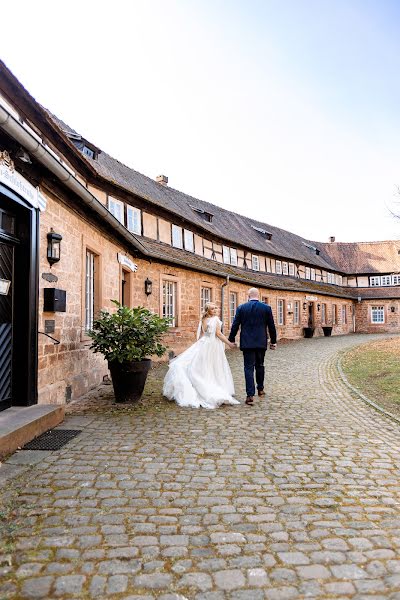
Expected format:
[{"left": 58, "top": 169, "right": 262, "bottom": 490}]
[{"left": 163, "top": 316, "right": 239, "bottom": 409}]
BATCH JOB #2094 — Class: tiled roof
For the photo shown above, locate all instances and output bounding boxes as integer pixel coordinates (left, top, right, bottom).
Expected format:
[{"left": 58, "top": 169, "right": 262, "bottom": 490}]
[
  {"left": 46, "top": 113, "right": 338, "bottom": 272},
  {"left": 355, "top": 287, "right": 400, "bottom": 300},
  {"left": 319, "top": 241, "right": 400, "bottom": 274},
  {"left": 140, "top": 237, "right": 358, "bottom": 300}
]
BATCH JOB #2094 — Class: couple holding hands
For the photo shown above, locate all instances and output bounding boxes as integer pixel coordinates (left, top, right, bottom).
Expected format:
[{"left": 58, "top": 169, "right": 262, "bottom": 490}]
[{"left": 163, "top": 287, "right": 277, "bottom": 409}]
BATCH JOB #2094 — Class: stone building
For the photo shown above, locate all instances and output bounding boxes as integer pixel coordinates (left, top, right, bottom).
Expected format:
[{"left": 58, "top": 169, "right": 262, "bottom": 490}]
[{"left": 0, "top": 60, "right": 399, "bottom": 419}]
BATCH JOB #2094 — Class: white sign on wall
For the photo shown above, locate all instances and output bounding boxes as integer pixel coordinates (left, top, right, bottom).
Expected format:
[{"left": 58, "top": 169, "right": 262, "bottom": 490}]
[
  {"left": 305, "top": 295, "right": 318, "bottom": 302},
  {"left": 117, "top": 253, "right": 138, "bottom": 272},
  {"left": 0, "top": 279, "right": 11, "bottom": 295},
  {"left": 0, "top": 150, "right": 46, "bottom": 211}
]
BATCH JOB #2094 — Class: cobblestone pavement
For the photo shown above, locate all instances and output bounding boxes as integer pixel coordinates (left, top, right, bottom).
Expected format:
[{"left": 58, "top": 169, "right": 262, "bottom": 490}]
[{"left": 1, "top": 333, "right": 400, "bottom": 600}]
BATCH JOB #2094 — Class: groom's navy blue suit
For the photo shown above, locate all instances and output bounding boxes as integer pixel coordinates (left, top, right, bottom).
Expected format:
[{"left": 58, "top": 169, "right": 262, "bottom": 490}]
[{"left": 228, "top": 299, "right": 277, "bottom": 398}]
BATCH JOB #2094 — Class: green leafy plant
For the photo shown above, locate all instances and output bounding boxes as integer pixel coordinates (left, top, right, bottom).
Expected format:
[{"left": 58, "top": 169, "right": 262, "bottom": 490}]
[{"left": 88, "top": 301, "right": 169, "bottom": 363}]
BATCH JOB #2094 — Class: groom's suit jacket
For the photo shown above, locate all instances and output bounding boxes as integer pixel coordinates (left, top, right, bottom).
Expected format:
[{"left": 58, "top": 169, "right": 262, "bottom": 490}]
[{"left": 228, "top": 300, "right": 277, "bottom": 350}]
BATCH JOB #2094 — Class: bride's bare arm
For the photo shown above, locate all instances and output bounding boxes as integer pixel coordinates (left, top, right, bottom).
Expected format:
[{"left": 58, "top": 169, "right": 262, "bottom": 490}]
[{"left": 216, "top": 323, "right": 236, "bottom": 348}]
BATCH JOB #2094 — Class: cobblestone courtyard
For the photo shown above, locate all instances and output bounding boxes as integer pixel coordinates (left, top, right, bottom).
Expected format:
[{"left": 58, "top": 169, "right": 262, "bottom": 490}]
[{"left": 1, "top": 333, "right": 400, "bottom": 600}]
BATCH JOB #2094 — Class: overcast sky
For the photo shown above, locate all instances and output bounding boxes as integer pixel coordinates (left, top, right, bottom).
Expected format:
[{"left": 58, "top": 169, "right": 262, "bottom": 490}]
[{"left": 2, "top": 0, "right": 400, "bottom": 242}]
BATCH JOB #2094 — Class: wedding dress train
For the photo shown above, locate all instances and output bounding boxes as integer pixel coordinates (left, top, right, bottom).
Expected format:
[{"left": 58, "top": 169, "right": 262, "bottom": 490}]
[{"left": 163, "top": 316, "right": 239, "bottom": 409}]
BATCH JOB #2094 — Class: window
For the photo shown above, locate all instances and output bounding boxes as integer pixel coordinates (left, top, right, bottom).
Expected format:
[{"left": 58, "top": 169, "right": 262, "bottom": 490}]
[
  {"left": 163, "top": 281, "right": 177, "bottom": 326},
  {"left": 191, "top": 206, "right": 213, "bottom": 222},
  {"left": 381, "top": 275, "right": 392, "bottom": 286},
  {"left": 0, "top": 209, "right": 16, "bottom": 236},
  {"left": 184, "top": 229, "right": 194, "bottom": 252},
  {"left": 327, "top": 272, "right": 334, "bottom": 284},
  {"left": 261, "top": 296, "right": 269, "bottom": 304},
  {"left": 393, "top": 274, "right": 400, "bottom": 285},
  {"left": 83, "top": 146, "right": 95, "bottom": 159},
  {"left": 230, "top": 248, "right": 238, "bottom": 266},
  {"left": 371, "top": 306, "right": 384, "bottom": 323},
  {"left": 277, "top": 299, "right": 285, "bottom": 325},
  {"left": 85, "top": 250, "right": 97, "bottom": 331},
  {"left": 252, "top": 255, "right": 260, "bottom": 271},
  {"left": 370, "top": 276, "right": 380, "bottom": 287},
  {"left": 337, "top": 275, "right": 343, "bottom": 285},
  {"left": 229, "top": 292, "right": 238, "bottom": 324},
  {"left": 121, "top": 269, "right": 132, "bottom": 307},
  {"left": 223, "top": 246, "right": 230, "bottom": 264},
  {"left": 288, "top": 263, "right": 295, "bottom": 277},
  {"left": 127, "top": 206, "right": 141, "bottom": 234},
  {"left": 172, "top": 225, "right": 183, "bottom": 249},
  {"left": 282, "top": 262, "right": 288, "bottom": 275},
  {"left": 276, "top": 261, "right": 282, "bottom": 275},
  {"left": 321, "top": 303, "right": 326, "bottom": 324},
  {"left": 201, "top": 287, "right": 212, "bottom": 315},
  {"left": 311, "top": 268, "right": 316, "bottom": 281},
  {"left": 294, "top": 301, "right": 300, "bottom": 325},
  {"left": 342, "top": 305, "right": 347, "bottom": 324},
  {"left": 332, "top": 304, "right": 337, "bottom": 324},
  {"left": 305, "top": 267, "right": 311, "bottom": 280},
  {"left": 108, "top": 197, "right": 124, "bottom": 224}
]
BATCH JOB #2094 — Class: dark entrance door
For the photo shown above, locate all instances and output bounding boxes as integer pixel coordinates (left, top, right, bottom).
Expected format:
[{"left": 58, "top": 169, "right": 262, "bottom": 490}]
[
  {"left": 0, "top": 186, "right": 38, "bottom": 410},
  {"left": 0, "top": 240, "right": 14, "bottom": 411},
  {"left": 308, "top": 302, "right": 315, "bottom": 328}
]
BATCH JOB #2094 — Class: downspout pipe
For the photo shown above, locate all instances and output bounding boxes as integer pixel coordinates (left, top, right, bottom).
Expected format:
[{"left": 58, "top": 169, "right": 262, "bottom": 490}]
[{"left": 221, "top": 275, "right": 230, "bottom": 332}]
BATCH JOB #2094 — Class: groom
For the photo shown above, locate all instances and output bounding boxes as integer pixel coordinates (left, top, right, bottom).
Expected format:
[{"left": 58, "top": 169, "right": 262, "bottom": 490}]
[{"left": 228, "top": 288, "right": 277, "bottom": 405}]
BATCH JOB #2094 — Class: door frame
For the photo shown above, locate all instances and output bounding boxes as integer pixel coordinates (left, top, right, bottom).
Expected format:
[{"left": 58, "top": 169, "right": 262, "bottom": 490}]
[{"left": 0, "top": 183, "right": 38, "bottom": 406}]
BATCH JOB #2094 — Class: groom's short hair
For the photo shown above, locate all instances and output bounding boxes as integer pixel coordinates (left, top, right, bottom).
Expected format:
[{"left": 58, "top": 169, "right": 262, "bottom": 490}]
[{"left": 248, "top": 288, "right": 259, "bottom": 299}]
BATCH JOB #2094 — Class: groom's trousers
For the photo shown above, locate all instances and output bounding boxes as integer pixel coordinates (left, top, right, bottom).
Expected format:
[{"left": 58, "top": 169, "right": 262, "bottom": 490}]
[{"left": 242, "top": 349, "right": 266, "bottom": 397}]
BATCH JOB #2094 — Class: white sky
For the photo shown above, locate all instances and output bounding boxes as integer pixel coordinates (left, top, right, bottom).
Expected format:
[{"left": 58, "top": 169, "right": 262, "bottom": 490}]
[{"left": 1, "top": 0, "right": 400, "bottom": 243}]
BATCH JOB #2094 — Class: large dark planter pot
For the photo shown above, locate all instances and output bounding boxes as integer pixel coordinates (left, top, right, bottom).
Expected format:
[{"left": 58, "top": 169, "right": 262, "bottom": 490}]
[
  {"left": 303, "top": 327, "right": 315, "bottom": 338},
  {"left": 322, "top": 326, "right": 333, "bottom": 337},
  {"left": 108, "top": 359, "right": 152, "bottom": 403}
]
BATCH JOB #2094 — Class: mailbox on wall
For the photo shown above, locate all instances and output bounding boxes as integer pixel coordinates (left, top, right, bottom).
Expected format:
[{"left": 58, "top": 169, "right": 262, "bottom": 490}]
[{"left": 43, "top": 288, "right": 66, "bottom": 312}]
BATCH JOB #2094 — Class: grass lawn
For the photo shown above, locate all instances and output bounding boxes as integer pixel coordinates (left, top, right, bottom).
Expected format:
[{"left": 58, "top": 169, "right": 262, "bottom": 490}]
[{"left": 342, "top": 337, "right": 400, "bottom": 416}]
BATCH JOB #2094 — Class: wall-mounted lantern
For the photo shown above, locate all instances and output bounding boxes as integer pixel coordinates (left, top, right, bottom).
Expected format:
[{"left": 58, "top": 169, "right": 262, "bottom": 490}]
[
  {"left": 317, "top": 303, "right": 321, "bottom": 311},
  {"left": 47, "top": 229, "right": 62, "bottom": 267},
  {"left": 144, "top": 278, "right": 153, "bottom": 296},
  {"left": 390, "top": 306, "right": 396, "bottom": 313},
  {"left": 303, "top": 302, "right": 308, "bottom": 310}
]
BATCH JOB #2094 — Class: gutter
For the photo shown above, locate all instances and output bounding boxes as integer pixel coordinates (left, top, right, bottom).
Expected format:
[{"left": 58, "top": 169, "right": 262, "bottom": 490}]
[
  {"left": 221, "top": 275, "right": 230, "bottom": 332},
  {"left": 0, "top": 103, "right": 149, "bottom": 256}
]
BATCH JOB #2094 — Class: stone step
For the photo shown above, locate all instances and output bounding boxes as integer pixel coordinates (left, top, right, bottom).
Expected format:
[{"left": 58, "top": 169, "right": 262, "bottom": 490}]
[{"left": 0, "top": 404, "right": 65, "bottom": 459}]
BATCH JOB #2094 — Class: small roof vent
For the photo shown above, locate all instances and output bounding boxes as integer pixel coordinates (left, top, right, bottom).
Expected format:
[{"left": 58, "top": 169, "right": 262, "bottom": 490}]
[
  {"left": 190, "top": 205, "right": 213, "bottom": 223},
  {"left": 251, "top": 225, "right": 272, "bottom": 240},
  {"left": 302, "top": 241, "right": 320, "bottom": 255},
  {"left": 156, "top": 174, "right": 168, "bottom": 186}
]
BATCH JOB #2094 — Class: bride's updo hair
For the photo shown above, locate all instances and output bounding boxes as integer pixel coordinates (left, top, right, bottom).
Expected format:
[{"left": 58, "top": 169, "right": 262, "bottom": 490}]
[{"left": 201, "top": 302, "right": 215, "bottom": 320}]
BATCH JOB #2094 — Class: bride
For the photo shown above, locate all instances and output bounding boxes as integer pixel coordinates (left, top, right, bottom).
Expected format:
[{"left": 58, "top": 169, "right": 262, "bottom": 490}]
[{"left": 163, "top": 302, "right": 240, "bottom": 409}]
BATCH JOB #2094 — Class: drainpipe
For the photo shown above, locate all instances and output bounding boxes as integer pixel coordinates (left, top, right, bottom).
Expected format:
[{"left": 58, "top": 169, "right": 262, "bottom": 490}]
[{"left": 221, "top": 275, "right": 230, "bottom": 332}]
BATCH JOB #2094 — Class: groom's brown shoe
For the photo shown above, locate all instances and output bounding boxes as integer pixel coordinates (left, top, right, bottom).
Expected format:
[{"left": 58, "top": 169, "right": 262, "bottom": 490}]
[
  {"left": 258, "top": 389, "right": 266, "bottom": 397},
  {"left": 245, "top": 396, "right": 254, "bottom": 405}
]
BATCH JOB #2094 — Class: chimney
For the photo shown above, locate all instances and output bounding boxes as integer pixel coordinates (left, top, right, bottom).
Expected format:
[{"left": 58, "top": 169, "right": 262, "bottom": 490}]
[
  {"left": 329, "top": 236, "right": 335, "bottom": 243},
  {"left": 156, "top": 174, "right": 168, "bottom": 186}
]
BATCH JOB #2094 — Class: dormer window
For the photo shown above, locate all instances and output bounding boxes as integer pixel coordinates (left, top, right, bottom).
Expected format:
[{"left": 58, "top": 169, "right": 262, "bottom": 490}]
[
  {"left": 302, "top": 242, "right": 320, "bottom": 255},
  {"left": 83, "top": 146, "right": 95, "bottom": 159},
  {"left": 251, "top": 225, "right": 272, "bottom": 240},
  {"left": 190, "top": 206, "right": 213, "bottom": 223}
]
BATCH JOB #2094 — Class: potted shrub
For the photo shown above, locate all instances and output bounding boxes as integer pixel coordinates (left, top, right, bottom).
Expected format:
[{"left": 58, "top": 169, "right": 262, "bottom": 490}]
[
  {"left": 322, "top": 325, "right": 333, "bottom": 337},
  {"left": 88, "top": 301, "right": 169, "bottom": 402},
  {"left": 303, "top": 327, "right": 315, "bottom": 338}
]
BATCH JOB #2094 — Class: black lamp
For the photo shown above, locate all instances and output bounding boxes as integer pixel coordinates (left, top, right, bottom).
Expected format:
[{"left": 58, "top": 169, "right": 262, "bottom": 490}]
[
  {"left": 303, "top": 302, "right": 307, "bottom": 310},
  {"left": 317, "top": 303, "right": 321, "bottom": 311},
  {"left": 47, "top": 229, "right": 62, "bottom": 267},
  {"left": 144, "top": 278, "right": 153, "bottom": 296}
]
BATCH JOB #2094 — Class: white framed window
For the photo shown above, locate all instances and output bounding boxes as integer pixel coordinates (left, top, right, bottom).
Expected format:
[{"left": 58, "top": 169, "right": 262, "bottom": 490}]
[
  {"left": 163, "top": 281, "right": 177, "bottom": 326},
  {"left": 252, "top": 255, "right": 260, "bottom": 271},
  {"left": 83, "top": 146, "right": 94, "bottom": 159},
  {"left": 282, "top": 262, "right": 288, "bottom": 275},
  {"left": 230, "top": 248, "right": 238, "bottom": 266},
  {"left": 327, "top": 272, "right": 334, "bottom": 284},
  {"left": 200, "top": 287, "right": 212, "bottom": 315},
  {"left": 85, "top": 250, "right": 95, "bottom": 331},
  {"left": 172, "top": 225, "right": 183, "bottom": 249},
  {"left": 127, "top": 206, "right": 141, "bottom": 234},
  {"left": 321, "top": 303, "right": 326, "bottom": 324},
  {"left": 332, "top": 304, "right": 337, "bottom": 324},
  {"left": 222, "top": 246, "right": 230, "bottom": 264},
  {"left": 108, "top": 197, "right": 124, "bottom": 224},
  {"left": 288, "top": 263, "right": 295, "bottom": 276},
  {"left": 371, "top": 306, "right": 384, "bottom": 323},
  {"left": 184, "top": 229, "right": 194, "bottom": 252},
  {"left": 311, "top": 268, "right": 316, "bottom": 281},
  {"left": 276, "top": 260, "right": 282, "bottom": 275},
  {"left": 277, "top": 299, "right": 285, "bottom": 325},
  {"left": 381, "top": 275, "right": 392, "bottom": 286},
  {"left": 229, "top": 292, "right": 238, "bottom": 325},
  {"left": 337, "top": 275, "right": 343, "bottom": 285},
  {"left": 294, "top": 300, "right": 300, "bottom": 325},
  {"left": 305, "top": 267, "right": 311, "bottom": 280},
  {"left": 342, "top": 305, "right": 347, "bottom": 324},
  {"left": 393, "top": 274, "right": 400, "bottom": 285},
  {"left": 370, "top": 276, "right": 380, "bottom": 287}
]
